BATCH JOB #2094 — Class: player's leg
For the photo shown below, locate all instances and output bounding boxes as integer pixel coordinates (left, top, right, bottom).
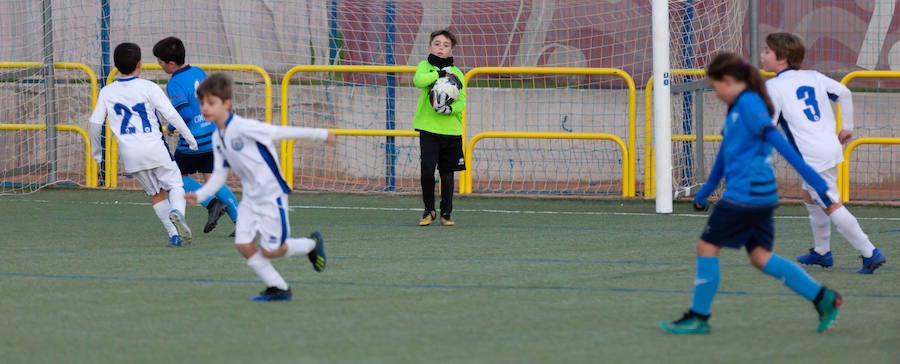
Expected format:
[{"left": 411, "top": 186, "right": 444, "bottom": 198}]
[
  {"left": 660, "top": 239, "right": 718, "bottom": 335},
  {"left": 234, "top": 201, "right": 291, "bottom": 301},
  {"left": 436, "top": 134, "right": 464, "bottom": 226},
  {"left": 805, "top": 167, "right": 883, "bottom": 273},
  {"left": 179, "top": 152, "right": 230, "bottom": 233},
  {"left": 438, "top": 170, "right": 454, "bottom": 225},
  {"left": 134, "top": 170, "right": 181, "bottom": 246},
  {"left": 213, "top": 185, "right": 239, "bottom": 224},
  {"left": 418, "top": 132, "right": 439, "bottom": 225},
  {"left": 796, "top": 188, "right": 834, "bottom": 267},
  {"left": 157, "top": 162, "right": 192, "bottom": 245}
]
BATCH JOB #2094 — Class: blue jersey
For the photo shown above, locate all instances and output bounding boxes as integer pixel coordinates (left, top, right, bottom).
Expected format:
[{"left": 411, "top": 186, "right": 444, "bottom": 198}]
[
  {"left": 166, "top": 65, "right": 216, "bottom": 154},
  {"left": 718, "top": 90, "right": 779, "bottom": 206}
]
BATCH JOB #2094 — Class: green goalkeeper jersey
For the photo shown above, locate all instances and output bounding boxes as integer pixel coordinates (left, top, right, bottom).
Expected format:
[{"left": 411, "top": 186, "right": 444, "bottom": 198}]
[{"left": 411, "top": 60, "right": 465, "bottom": 136}]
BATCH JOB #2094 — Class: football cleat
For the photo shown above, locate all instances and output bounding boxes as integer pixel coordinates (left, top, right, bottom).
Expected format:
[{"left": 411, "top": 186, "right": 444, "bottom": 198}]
[
  {"left": 660, "top": 311, "right": 711, "bottom": 335},
  {"left": 251, "top": 286, "right": 292, "bottom": 302},
  {"left": 813, "top": 287, "right": 842, "bottom": 333},
  {"left": 168, "top": 209, "right": 192, "bottom": 246},
  {"left": 418, "top": 210, "right": 437, "bottom": 226},
  {"left": 203, "top": 198, "right": 228, "bottom": 233},
  {"left": 308, "top": 231, "right": 327, "bottom": 272},
  {"left": 168, "top": 235, "right": 182, "bottom": 247},
  {"left": 857, "top": 248, "right": 886, "bottom": 274},
  {"left": 440, "top": 215, "right": 455, "bottom": 226},
  {"left": 797, "top": 248, "right": 833, "bottom": 268}
]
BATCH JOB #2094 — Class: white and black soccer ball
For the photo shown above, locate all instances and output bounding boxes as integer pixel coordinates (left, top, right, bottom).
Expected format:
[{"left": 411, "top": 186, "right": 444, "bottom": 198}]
[{"left": 429, "top": 76, "right": 460, "bottom": 109}]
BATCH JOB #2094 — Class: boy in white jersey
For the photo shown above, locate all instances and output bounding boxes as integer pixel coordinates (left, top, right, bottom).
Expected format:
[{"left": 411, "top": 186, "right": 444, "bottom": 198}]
[
  {"left": 89, "top": 42, "right": 198, "bottom": 247},
  {"left": 185, "top": 73, "right": 335, "bottom": 301},
  {"left": 760, "top": 32, "right": 885, "bottom": 274}
]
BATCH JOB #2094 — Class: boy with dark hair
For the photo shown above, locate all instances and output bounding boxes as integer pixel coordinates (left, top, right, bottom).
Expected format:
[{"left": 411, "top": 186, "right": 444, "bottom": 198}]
[
  {"left": 153, "top": 36, "right": 239, "bottom": 235},
  {"left": 89, "top": 42, "right": 198, "bottom": 247},
  {"left": 413, "top": 29, "right": 466, "bottom": 226}
]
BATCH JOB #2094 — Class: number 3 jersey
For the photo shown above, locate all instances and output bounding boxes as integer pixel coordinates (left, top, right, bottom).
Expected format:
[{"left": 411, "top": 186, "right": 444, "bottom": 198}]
[
  {"left": 765, "top": 69, "right": 854, "bottom": 171},
  {"left": 89, "top": 76, "right": 192, "bottom": 173}
]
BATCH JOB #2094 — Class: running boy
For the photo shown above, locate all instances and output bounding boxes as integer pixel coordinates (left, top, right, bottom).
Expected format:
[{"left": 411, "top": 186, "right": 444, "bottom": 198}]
[
  {"left": 761, "top": 32, "right": 885, "bottom": 274},
  {"left": 413, "top": 29, "right": 466, "bottom": 226},
  {"left": 185, "top": 73, "right": 335, "bottom": 301},
  {"left": 153, "top": 36, "right": 239, "bottom": 235},
  {"left": 89, "top": 42, "right": 198, "bottom": 247},
  {"left": 660, "top": 52, "right": 842, "bottom": 334}
]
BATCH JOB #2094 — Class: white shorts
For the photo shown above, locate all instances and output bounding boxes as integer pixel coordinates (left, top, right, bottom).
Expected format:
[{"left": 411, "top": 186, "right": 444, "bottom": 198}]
[
  {"left": 131, "top": 161, "right": 184, "bottom": 196},
  {"left": 801, "top": 166, "right": 841, "bottom": 208},
  {"left": 233, "top": 194, "right": 292, "bottom": 252}
]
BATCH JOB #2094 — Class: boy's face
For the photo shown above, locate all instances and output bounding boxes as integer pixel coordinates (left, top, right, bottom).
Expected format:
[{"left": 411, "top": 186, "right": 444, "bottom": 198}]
[
  {"left": 759, "top": 45, "right": 784, "bottom": 72},
  {"left": 429, "top": 35, "right": 454, "bottom": 59},
  {"left": 200, "top": 95, "right": 232, "bottom": 126},
  {"left": 156, "top": 58, "right": 179, "bottom": 75}
]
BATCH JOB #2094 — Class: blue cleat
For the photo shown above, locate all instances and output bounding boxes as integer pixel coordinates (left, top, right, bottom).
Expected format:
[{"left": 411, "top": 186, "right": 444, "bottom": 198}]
[
  {"left": 168, "top": 235, "right": 182, "bottom": 247},
  {"left": 660, "top": 311, "right": 711, "bottom": 335},
  {"left": 168, "top": 210, "right": 193, "bottom": 245},
  {"left": 857, "top": 248, "right": 886, "bottom": 274},
  {"left": 308, "top": 231, "right": 327, "bottom": 272},
  {"left": 797, "top": 248, "right": 833, "bottom": 268},
  {"left": 251, "top": 286, "right": 292, "bottom": 302},
  {"left": 813, "top": 287, "right": 842, "bottom": 333}
]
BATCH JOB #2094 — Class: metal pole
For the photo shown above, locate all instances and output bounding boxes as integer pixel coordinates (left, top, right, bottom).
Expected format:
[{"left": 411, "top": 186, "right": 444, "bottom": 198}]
[
  {"left": 749, "top": 0, "right": 759, "bottom": 65},
  {"left": 42, "top": 0, "right": 57, "bottom": 183}
]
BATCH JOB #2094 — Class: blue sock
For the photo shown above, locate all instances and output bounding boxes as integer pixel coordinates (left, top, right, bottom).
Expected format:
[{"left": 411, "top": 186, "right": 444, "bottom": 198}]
[
  {"left": 761, "top": 254, "right": 822, "bottom": 301},
  {"left": 182, "top": 176, "right": 213, "bottom": 208},
  {"left": 215, "top": 185, "right": 239, "bottom": 222},
  {"left": 690, "top": 256, "right": 720, "bottom": 316}
]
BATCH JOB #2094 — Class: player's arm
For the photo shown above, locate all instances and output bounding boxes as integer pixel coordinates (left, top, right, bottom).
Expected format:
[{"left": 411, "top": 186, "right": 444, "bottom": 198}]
[
  {"left": 413, "top": 61, "right": 439, "bottom": 89},
  {"left": 254, "top": 122, "right": 335, "bottom": 145},
  {"left": 447, "top": 68, "right": 466, "bottom": 116},
  {"left": 188, "top": 136, "right": 229, "bottom": 205},
  {"left": 87, "top": 93, "right": 108, "bottom": 164},
  {"left": 692, "top": 146, "right": 724, "bottom": 211},
  {"left": 765, "top": 126, "right": 833, "bottom": 208},
  {"left": 821, "top": 74, "right": 855, "bottom": 143},
  {"left": 151, "top": 87, "right": 198, "bottom": 150}
]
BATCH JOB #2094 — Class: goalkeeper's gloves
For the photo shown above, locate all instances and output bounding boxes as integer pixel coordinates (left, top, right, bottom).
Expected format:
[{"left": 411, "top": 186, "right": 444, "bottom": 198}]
[{"left": 434, "top": 104, "right": 452, "bottom": 115}]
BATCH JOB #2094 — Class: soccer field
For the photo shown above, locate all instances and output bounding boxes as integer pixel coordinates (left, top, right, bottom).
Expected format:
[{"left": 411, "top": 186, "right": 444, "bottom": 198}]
[{"left": 1, "top": 188, "right": 897, "bottom": 363}]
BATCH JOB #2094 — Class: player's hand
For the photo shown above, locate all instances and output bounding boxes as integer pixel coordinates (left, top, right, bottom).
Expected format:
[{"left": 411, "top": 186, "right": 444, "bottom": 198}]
[
  {"left": 325, "top": 130, "right": 336, "bottom": 145},
  {"left": 434, "top": 104, "right": 452, "bottom": 115},
  {"left": 693, "top": 197, "right": 709, "bottom": 211},
  {"left": 185, "top": 192, "right": 198, "bottom": 206},
  {"left": 838, "top": 130, "right": 853, "bottom": 144}
]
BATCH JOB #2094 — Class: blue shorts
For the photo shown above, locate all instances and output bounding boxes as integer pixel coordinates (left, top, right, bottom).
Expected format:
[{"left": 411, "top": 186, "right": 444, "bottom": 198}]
[
  {"left": 174, "top": 151, "right": 214, "bottom": 175},
  {"left": 700, "top": 199, "right": 776, "bottom": 253}
]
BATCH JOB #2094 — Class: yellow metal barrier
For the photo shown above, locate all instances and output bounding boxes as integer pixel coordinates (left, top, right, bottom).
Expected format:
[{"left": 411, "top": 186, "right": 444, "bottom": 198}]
[
  {"left": 839, "top": 137, "right": 900, "bottom": 201},
  {"left": 104, "top": 64, "right": 272, "bottom": 187},
  {"left": 464, "top": 131, "right": 630, "bottom": 196},
  {"left": 280, "top": 65, "right": 418, "bottom": 188},
  {"left": 0, "top": 62, "right": 98, "bottom": 111},
  {"left": 0, "top": 124, "right": 98, "bottom": 187},
  {"left": 644, "top": 69, "right": 774, "bottom": 198},
  {"left": 463, "top": 67, "right": 637, "bottom": 196},
  {"left": 837, "top": 70, "right": 900, "bottom": 201}
]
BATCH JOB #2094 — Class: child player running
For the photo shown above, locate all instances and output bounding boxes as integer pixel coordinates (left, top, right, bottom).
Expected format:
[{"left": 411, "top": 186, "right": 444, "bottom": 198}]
[
  {"left": 185, "top": 73, "right": 335, "bottom": 301},
  {"left": 660, "top": 52, "right": 842, "bottom": 335},
  {"left": 89, "top": 42, "right": 198, "bottom": 247},
  {"left": 760, "top": 32, "right": 885, "bottom": 274}
]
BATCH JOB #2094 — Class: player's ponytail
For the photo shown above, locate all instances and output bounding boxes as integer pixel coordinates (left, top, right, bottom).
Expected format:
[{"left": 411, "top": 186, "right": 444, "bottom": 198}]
[{"left": 706, "top": 52, "right": 774, "bottom": 115}]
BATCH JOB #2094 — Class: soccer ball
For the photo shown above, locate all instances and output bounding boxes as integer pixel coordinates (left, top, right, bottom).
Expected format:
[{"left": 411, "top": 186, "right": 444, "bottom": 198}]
[{"left": 429, "top": 76, "right": 460, "bottom": 109}]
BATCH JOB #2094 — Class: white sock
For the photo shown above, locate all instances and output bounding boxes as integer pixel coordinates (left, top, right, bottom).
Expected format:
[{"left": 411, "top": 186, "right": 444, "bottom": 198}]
[
  {"left": 805, "top": 203, "right": 831, "bottom": 255},
  {"left": 247, "top": 252, "right": 288, "bottom": 290},
  {"left": 829, "top": 206, "right": 876, "bottom": 257},
  {"left": 152, "top": 200, "right": 177, "bottom": 237},
  {"left": 167, "top": 186, "right": 186, "bottom": 215},
  {"left": 284, "top": 237, "right": 315, "bottom": 257}
]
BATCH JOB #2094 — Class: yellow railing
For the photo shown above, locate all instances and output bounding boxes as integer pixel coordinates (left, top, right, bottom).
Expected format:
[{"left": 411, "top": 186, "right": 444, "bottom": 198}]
[
  {"left": 280, "top": 65, "right": 418, "bottom": 188},
  {"left": 463, "top": 67, "right": 637, "bottom": 196},
  {"left": 0, "top": 124, "right": 98, "bottom": 187},
  {"left": 0, "top": 62, "right": 98, "bottom": 187},
  {"left": 464, "top": 131, "right": 630, "bottom": 196},
  {"left": 104, "top": 64, "right": 272, "bottom": 187},
  {"left": 837, "top": 70, "right": 900, "bottom": 201}
]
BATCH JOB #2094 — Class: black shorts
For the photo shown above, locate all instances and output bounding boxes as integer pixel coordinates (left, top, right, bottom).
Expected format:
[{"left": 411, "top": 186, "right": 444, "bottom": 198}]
[
  {"left": 174, "top": 151, "right": 215, "bottom": 175},
  {"left": 418, "top": 130, "right": 466, "bottom": 173},
  {"left": 700, "top": 199, "right": 776, "bottom": 253}
]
